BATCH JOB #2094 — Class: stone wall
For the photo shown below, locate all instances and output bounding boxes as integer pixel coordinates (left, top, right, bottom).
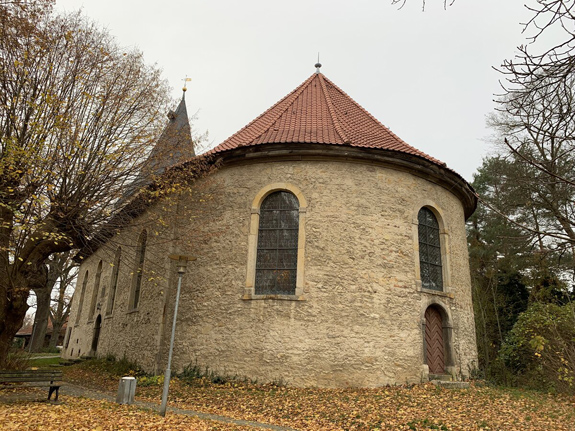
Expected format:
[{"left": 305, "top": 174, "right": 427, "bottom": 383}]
[
  {"left": 64, "top": 205, "right": 174, "bottom": 371},
  {"left": 64, "top": 157, "right": 477, "bottom": 387}
]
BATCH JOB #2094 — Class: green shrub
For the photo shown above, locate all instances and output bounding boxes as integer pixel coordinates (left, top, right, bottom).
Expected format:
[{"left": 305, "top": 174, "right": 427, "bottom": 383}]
[
  {"left": 499, "top": 302, "right": 575, "bottom": 393},
  {"left": 1, "top": 349, "right": 30, "bottom": 370},
  {"left": 11, "top": 338, "right": 25, "bottom": 349},
  {"left": 178, "top": 362, "right": 204, "bottom": 381},
  {"left": 178, "top": 361, "right": 235, "bottom": 385},
  {"left": 79, "top": 355, "right": 147, "bottom": 378},
  {"left": 110, "top": 355, "right": 146, "bottom": 377},
  {"left": 137, "top": 374, "right": 164, "bottom": 387}
]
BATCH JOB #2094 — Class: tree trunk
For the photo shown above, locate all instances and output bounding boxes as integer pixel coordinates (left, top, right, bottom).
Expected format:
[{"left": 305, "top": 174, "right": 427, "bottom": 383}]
[
  {"left": 0, "top": 310, "right": 27, "bottom": 364},
  {"left": 29, "top": 288, "right": 51, "bottom": 352},
  {"left": 46, "top": 252, "right": 75, "bottom": 349},
  {"left": 0, "top": 246, "right": 50, "bottom": 361},
  {"left": 0, "top": 286, "right": 29, "bottom": 365},
  {"left": 48, "top": 318, "right": 64, "bottom": 349}
]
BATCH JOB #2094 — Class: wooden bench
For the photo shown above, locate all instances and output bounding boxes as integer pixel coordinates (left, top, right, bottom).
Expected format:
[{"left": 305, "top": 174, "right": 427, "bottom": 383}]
[{"left": 0, "top": 370, "right": 64, "bottom": 401}]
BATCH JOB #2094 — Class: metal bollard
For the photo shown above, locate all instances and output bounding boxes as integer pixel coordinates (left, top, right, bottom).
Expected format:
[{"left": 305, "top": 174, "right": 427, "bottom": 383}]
[{"left": 116, "top": 376, "right": 136, "bottom": 404}]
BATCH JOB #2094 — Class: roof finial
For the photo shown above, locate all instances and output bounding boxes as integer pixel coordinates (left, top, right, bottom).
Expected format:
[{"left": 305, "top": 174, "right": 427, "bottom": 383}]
[
  {"left": 182, "top": 76, "right": 191, "bottom": 94},
  {"left": 315, "top": 53, "right": 322, "bottom": 74}
]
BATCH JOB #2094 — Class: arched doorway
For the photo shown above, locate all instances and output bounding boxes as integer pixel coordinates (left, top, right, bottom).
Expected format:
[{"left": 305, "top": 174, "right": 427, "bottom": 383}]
[
  {"left": 91, "top": 315, "right": 102, "bottom": 354},
  {"left": 424, "top": 305, "right": 445, "bottom": 374}
]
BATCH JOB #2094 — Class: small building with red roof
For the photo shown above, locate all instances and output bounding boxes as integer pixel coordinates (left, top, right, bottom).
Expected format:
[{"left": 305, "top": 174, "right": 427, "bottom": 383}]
[{"left": 64, "top": 65, "right": 477, "bottom": 387}]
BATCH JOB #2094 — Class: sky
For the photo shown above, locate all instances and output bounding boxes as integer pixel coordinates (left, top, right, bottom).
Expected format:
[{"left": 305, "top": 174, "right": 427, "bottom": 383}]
[{"left": 55, "top": 0, "right": 534, "bottom": 182}]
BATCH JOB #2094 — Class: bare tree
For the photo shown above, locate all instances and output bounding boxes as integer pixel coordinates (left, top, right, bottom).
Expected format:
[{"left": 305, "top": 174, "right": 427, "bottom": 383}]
[
  {"left": 48, "top": 252, "right": 76, "bottom": 349},
  {"left": 27, "top": 252, "right": 76, "bottom": 352},
  {"left": 491, "top": 1, "right": 575, "bottom": 274},
  {"left": 28, "top": 288, "right": 50, "bottom": 352},
  {"left": 390, "top": 0, "right": 455, "bottom": 11},
  {"left": 0, "top": 1, "right": 172, "bottom": 363}
]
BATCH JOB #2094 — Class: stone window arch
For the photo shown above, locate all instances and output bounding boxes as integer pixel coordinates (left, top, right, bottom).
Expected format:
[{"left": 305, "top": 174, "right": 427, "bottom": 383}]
[
  {"left": 130, "top": 230, "right": 147, "bottom": 310},
  {"left": 413, "top": 204, "right": 451, "bottom": 292},
  {"left": 74, "top": 270, "right": 89, "bottom": 325},
  {"left": 106, "top": 247, "right": 121, "bottom": 316},
  {"left": 243, "top": 183, "right": 307, "bottom": 300},
  {"left": 418, "top": 207, "right": 443, "bottom": 291},
  {"left": 91, "top": 314, "right": 102, "bottom": 355},
  {"left": 88, "top": 260, "right": 103, "bottom": 321},
  {"left": 63, "top": 327, "right": 71, "bottom": 349}
]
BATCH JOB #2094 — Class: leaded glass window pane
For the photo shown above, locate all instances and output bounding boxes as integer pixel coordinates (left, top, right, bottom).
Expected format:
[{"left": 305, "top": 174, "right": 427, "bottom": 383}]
[
  {"left": 255, "top": 191, "right": 299, "bottom": 295},
  {"left": 75, "top": 270, "right": 89, "bottom": 325},
  {"left": 132, "top": 230, "right": 147, "bottom": 308},
  {"left": 418, "top": 208, "right": 443, "bottom": 291},
  {"left": 107, "top": 247, "right": 121, "bottom": 315}
]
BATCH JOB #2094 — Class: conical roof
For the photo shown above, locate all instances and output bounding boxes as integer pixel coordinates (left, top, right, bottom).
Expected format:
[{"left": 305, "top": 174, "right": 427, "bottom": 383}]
[
  {"left": 147, "top": 92, "right": 195, "bottom": 175},
  {"left": 211, "top": 72, "right": 444, "bottom": 167},
  {"left": 118, "top": 92, "right": 195, "bottom": 205}
]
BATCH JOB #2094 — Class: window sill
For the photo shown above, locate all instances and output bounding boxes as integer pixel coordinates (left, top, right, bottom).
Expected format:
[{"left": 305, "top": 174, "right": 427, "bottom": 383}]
[
  {"left": 420, "top": 287, "right": 454, "bottom": 299},
  {"left": 126, "top": 308, "right": 139, "bottom": 314},
  {"left": 241, "top": 294, "right": 305, "bottom": 301},
  {"left": 104, "top": 314, "right": 114, "bottom": 319}
]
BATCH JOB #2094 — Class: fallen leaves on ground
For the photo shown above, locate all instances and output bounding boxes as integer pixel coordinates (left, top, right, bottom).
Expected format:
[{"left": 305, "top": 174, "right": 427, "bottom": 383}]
[
  {"left": 63, "top": 366, "right": 575, "bottom": 430},
  {"left": 0, "top": 394, "right": 250, "bottom": 430}
]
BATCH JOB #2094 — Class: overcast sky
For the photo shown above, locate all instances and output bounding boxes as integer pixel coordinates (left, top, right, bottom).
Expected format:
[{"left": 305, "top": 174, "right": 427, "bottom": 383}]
[{"left": 56, "top": 0, "right": 533, "bottom": 182}]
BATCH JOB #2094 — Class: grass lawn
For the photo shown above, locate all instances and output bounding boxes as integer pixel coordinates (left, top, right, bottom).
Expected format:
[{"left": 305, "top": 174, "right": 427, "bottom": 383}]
[
  {"left": 28, "top": 352, "right": 60, "bottom": 358},
  {"left": 28, "top": 356, "right": 62, "bottom": 368},
  {"left": 53, "top": 360, "right": 575, "bottom": 430}
]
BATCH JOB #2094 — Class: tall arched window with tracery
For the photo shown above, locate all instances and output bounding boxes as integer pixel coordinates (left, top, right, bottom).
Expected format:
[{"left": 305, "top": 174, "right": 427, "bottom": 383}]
[
  {"left": 255, "top": 191, "right": 299, "bottom": 295},
  {"left": 88, "top": 261, "right": 103, "bottom": 321},
  {"left": 75, "top": 270, "right": 89, "bottom": 325},
  {"left": 130, "top": 230, "right": 147, "bottom": 310},
  {"left": 418, "top": 207, "right": 443, "bottom": 291},
  {"left": 106, "top": 247, "right": 121, "bottom": 315}
]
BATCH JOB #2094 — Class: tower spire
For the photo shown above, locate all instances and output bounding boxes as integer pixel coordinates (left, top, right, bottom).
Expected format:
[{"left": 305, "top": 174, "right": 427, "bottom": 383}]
[
  {"left": 315, "top": 53, "right": 322, "bottom": 74},
  {"left": 182, "top": 76, "right": 191, "bottom": 95}
]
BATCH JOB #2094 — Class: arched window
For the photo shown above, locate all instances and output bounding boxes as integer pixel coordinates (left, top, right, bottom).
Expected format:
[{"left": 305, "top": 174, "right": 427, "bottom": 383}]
[
  {"left": 418, "top": 207, "right": 443, "bottom": 291},
  {"left": 64, "top": 328, "right": 71, "bottom": 349},
  {"left": 255, "top": 191, "right": 299, "bottom": 295},
  {"left": 91, "top": 314, "right": 102, "bottom": 354},
  {"left": 88, "top": 261, "right": 103, "bottom": 321},
  {"left": 106, "top": 247, "right": 121, "bottom": 315},
  {"left": 131, "top": 230, "right": 147, "bottom": 310},
  {"left": 75, "top": 270, "right": 89, "bottom": 325}
]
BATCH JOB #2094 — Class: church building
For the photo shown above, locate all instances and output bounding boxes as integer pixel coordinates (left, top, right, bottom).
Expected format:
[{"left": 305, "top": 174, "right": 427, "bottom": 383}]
[{"left": 63, "top": 65, "right": 478, "bottom": 387}]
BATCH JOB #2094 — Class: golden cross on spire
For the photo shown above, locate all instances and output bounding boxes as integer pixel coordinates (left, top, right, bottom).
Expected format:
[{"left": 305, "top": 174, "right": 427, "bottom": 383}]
[{"left": 182, "top": 76, "right": 192, "bottom": 92}]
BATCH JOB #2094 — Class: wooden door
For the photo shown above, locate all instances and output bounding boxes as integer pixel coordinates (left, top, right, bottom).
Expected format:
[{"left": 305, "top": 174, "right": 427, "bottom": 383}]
[{"left": 425, "top": 306, "right": 445, "bottom": 374}]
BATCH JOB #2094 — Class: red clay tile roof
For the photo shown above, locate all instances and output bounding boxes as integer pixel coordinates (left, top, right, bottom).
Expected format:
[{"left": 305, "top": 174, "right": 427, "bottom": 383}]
[
  {"left": 16, "top": 320, "right": 68, "bottom": 336},
  {"left": 210, "top": 72, "right": 445, "bottom": 167}
]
